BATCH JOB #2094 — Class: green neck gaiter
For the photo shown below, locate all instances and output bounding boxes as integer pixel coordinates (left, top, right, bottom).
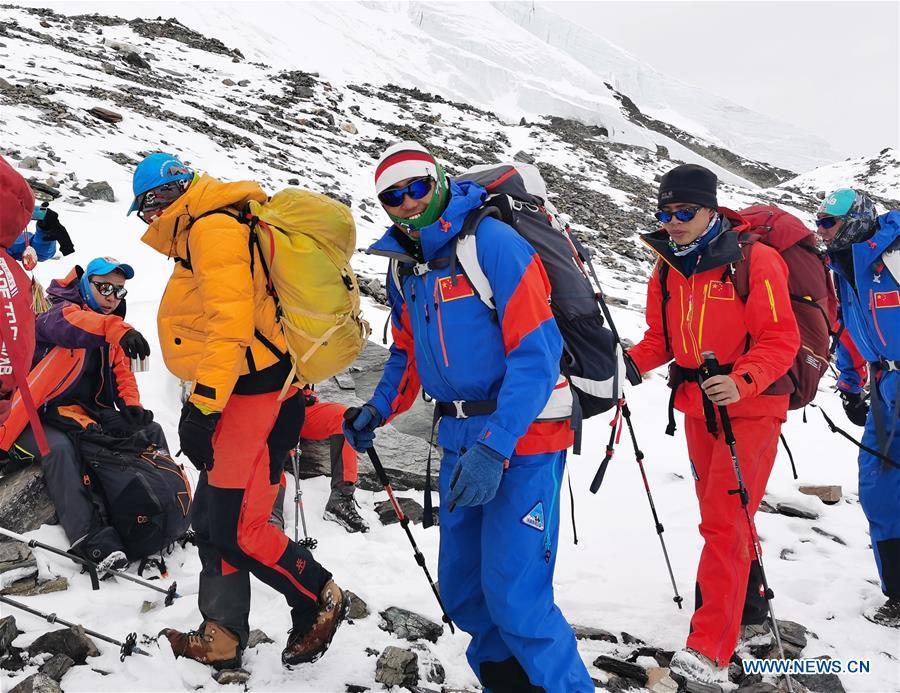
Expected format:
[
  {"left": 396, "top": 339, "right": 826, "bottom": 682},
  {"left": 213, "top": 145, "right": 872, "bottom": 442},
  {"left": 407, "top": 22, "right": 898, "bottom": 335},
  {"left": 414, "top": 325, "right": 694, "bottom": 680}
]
[{"left": 388, "top": 164, "right": 450, "bottom": 240}]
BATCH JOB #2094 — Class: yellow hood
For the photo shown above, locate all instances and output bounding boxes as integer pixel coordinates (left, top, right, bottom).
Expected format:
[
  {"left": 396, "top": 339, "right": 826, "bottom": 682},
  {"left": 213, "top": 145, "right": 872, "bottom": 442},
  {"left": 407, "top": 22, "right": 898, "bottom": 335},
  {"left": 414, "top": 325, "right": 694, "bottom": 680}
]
[{"left": 140, "top": 174, "right": 268, "bottom": 259}]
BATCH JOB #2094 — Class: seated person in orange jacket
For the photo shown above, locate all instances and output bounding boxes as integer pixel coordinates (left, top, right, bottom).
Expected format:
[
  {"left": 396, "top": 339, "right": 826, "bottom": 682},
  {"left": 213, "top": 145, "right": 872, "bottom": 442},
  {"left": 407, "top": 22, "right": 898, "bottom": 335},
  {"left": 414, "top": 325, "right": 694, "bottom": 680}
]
[
  {"left": 7, "top": 257, "right": 160, "bottom": 571},
  {"left": 628, "top": 165, "right": 800, "bottom": 685},
  {"left": 297, "top": 387, "right": 368, "bottom": 533}
]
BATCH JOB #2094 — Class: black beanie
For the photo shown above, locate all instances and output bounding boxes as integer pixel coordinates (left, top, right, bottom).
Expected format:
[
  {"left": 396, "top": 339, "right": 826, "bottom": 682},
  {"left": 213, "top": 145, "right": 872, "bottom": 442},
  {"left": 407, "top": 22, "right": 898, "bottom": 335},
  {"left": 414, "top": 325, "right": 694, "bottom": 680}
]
[{"left": 657, "top": 164, "right": 718, "bottom": 209}]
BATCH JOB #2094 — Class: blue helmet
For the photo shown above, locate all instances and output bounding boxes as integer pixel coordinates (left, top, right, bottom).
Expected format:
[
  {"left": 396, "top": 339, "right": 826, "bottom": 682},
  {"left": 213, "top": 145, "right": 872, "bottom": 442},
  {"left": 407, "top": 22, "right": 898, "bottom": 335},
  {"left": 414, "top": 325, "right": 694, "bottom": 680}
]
[
  {"left": 128, "top": 153, "right": 193, "bottom": 215},
  {"left": 818, "top": 188, "right": 878, "bottom": 251}
]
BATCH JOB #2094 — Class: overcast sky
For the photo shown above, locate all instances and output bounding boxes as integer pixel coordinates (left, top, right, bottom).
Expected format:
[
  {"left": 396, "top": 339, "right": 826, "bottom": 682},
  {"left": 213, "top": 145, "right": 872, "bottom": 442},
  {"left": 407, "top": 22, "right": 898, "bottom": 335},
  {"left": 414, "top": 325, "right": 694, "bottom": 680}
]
[{"left": 549, "top": 1, "right": 899, "bottom": 159}]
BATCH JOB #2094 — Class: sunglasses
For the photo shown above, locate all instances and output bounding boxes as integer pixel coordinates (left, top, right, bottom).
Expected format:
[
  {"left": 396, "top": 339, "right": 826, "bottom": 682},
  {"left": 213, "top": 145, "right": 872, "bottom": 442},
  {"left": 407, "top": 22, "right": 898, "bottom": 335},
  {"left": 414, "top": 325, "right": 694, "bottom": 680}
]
[
  {"left": 655, "top": 207, "right": 703, "bottom": 224},
  {"left": 137, "top": 180, "right": 189, "bottom": 222},
  {"left": 91, "top": 281, "right": 128, "bottom": 299},
  {"left": 815, "top": 216, "right": 842, "bottom": 230},
  {"left": 378, "top": 177, "right": 434, "bottom": 207}
]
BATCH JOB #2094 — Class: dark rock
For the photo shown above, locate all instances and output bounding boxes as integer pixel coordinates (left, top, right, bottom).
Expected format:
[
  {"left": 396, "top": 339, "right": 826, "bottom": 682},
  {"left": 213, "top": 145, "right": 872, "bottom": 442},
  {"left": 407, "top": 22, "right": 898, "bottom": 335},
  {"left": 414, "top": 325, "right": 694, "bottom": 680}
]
[
  {"left": 777, "top": 620, "right": 809, "bottom": 649},
  {"left": 346, "top": 686, "right": 370, "bottom": 692},
  {"left": 425, "top": 656, "right": 445, "bottom": 684},
  {"left": 780, "top": 548, "right": 796, "bottom": 561},
  {"left": 375, "top": 496, "right": 437, "bottom": 526},
  {"left": 794, "top": 661, "right": 845, "bottom": 693},
  {"left": 345, "top": 590, "right": 370, "bottom": 620},
  {"left": 621, "top": 631, "right": 645, "bottom": 645},
  {"left": 287, "top": 178, "right": 300, "bottom": 185},
  {"left": 811, "top": 527, "right": 846, "bottom": 545},
  {"left": 246, "top": 629, "right": 273, "bottom": 648},
  {"left": 87, "top": 107, "right": 122, "bottom": 123},
  {"left": 0, "top": 542, "right": 35, "bottom": 576},
  {"left": 626, "top": 646, "right": 673, "bottom": 667},
  {"left": 2, "top": 575, "right": 68, "bottom": 597},
  {"left": 27, "top": 626, "right": 99, "bottom": 664},
  {"left": 26, "top": 180, "right": 61, "bottom": 200},
  {"left": 1, "top": 645, "right": 26, "bottom": 671},
  {"left": 513, "top": 150, "right": 535, "bottom": 164},
  {"left": 237, "top": 79, "right": 250, "bottom": 87},
  {"left": 123, "top": 51, "right": 151, "bottom": 69},
  {"left": 0, "top": 616, "right": 18, "bottom": 656},
  {"left": 593, "top": 655, "right": 649, "bottom": 685},
  {"left": 222, "top": 78, "right": 235, "bottom": 86},
  {"left": 0, "top": 78, "right": 13, "bottom": 91},
  {"left": 374, "top": 646, "right": 418, "bottom": 687},
  {"left": 776, "top": 503, "right": 819, "bottom": 520},
  {"left": 8, "top": 673, "right": 61, "bottom": 693},
  {"left": 759, "top": 500, "right": 777, "bottom": 514},
  {"left": 378, "top": 606, "right": 443, "bottom": 643},
  {"left": 212, "top": 668, "right": 250, "bottom": 685},
  {"left": 0, "top": 466, "right": 56, "bottom": 535},
  {"left": 18, "top": 157, "right": 40, "bottom": 171},
  {"left": 669, "top": 671, "right": 723, "bottom": 692},
  {"left": 573, "top": 624, "right": 618, "bottom": 643},
  {"left": 105, "top": 152, "right": 139, "bottom": 168},
  {"left": 38, "top": 653, "right": 75, "bottom": 682},
  {"left": 79, "top": 181, "right": 115, "bottom": 202}
]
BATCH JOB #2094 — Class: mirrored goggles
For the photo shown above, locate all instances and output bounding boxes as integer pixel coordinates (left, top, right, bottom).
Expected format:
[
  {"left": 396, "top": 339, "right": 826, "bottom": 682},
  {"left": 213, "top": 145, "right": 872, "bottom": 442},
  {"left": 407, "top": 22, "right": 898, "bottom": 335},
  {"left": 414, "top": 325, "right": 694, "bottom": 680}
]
[
  {"left": 815, "top": 216, "right": 843, "bottom": 230},
  {"left": 91, "top": 281, "right": 128, "bottom": 299},
  {"left": 378, "top": 177, "right": 434, "bottom": 207},
  {"left": 654, "top": 207, "right": 703, "bottom": 224}
]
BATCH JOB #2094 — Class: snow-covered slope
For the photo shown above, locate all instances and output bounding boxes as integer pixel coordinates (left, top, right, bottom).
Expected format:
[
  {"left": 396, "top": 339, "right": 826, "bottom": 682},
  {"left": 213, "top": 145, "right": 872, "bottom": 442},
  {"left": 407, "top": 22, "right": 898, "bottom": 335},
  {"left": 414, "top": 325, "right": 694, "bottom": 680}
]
[{"left": 1, "top": 4, "right": 899, "bottom": 692}]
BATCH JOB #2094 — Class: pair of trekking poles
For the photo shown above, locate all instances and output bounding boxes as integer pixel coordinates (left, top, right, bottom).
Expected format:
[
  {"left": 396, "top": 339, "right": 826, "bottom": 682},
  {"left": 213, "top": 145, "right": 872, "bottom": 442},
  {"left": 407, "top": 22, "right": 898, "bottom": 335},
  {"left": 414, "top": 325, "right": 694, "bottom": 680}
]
[{"left": 590, "top": 349, "right": 792, "bottom": 691}]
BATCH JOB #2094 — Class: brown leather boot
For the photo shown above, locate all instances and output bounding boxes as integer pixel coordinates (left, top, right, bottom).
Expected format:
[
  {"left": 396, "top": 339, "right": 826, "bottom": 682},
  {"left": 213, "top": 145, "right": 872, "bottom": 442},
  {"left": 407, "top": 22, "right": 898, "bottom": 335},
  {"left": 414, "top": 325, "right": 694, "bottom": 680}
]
[
  {"left": 281, "top": 579, "right": 346, "bottom": 666},
  {"left": 160, "top": 621, "right": 242, "bottom": 670}
]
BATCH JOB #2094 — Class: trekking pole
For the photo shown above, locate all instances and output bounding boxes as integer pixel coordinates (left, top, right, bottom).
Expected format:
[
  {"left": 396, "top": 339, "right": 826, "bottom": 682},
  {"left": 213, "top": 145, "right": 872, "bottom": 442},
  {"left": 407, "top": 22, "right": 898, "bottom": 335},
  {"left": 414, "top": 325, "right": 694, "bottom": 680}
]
[
  {"left": 289, "top": 446, "right": 317, "bottom": 550},
  {"left": 0, "top": 595, "right": 149, "bottom": 660},
  {"left": 700, "top": 352, "right": 793, "bottom": 693},
  {"left": 0, "top": 526, "right": 180, "bottom": 605},
  {"left": 589, "top": 401, "right": 623, "bottom": 493},
  {"left": 619, "top": 401, "right": 683, "bottom": 610},
  {"left": 365, "top": 446, "right": 455, "bottom": 634}
]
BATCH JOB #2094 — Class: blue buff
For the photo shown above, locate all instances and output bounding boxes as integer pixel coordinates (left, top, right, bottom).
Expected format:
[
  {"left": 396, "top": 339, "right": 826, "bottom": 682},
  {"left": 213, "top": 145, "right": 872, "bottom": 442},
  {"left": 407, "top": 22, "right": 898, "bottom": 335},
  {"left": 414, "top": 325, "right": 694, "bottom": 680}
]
[
  {"left": 79, "top": 273, "right": 102, "bottom": 312},
  {"left": 447, "top": 443, "right": 506, "bottom": 509}
]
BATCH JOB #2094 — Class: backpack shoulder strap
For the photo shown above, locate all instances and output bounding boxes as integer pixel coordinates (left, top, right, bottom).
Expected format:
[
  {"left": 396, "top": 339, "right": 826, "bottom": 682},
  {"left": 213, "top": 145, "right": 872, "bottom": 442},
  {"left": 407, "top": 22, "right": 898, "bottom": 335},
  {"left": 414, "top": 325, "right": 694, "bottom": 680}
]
[
  {"left": 455, "top": 206, "right": 501, "bottom": 311},
  {"left": 658, "top": 260, "right": 671, "bottom": 353},
  {"left": 732, "top": 240, "right": 756, "bottom": 301}
]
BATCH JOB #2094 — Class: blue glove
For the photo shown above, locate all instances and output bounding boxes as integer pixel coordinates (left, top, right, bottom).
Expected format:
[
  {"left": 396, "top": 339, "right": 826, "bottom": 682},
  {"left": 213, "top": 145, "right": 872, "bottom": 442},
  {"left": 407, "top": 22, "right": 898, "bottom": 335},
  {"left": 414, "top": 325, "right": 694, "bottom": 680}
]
[
  {"left": 342, "top": 404, "right": 383, "bottom": 452},
  {"left": 447, "top": 443, "right": 506, "bottom": 510}
]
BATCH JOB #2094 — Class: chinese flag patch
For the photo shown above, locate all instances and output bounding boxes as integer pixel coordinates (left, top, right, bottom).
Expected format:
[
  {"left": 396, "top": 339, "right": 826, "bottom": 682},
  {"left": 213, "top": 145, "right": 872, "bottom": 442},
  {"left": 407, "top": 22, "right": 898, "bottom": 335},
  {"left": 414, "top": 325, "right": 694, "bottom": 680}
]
[
  {"left": 439, "top": 274, "right": 475, "bottom": 302},
  {"left": 874, "top": 291, "right": 900, "bottom": 308},
  {"left": 708, "top": 280, "right": 735, "bottom": 300}
]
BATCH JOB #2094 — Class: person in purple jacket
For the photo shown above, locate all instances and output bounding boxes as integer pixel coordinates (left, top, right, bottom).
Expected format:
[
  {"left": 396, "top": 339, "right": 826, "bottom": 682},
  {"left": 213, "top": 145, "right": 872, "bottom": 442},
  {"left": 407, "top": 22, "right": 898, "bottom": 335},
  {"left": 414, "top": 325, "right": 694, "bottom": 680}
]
[{"left": 343, "top": 142, "right": 591, "bottom": 693}]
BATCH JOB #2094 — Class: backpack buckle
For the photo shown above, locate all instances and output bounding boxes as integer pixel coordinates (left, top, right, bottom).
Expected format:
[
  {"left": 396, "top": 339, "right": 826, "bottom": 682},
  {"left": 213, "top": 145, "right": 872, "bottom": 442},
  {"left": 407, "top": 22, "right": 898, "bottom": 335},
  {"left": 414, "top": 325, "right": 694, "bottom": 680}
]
[
  {"left": 412, "top": 262, "right": 431, "bottom": 277},
  {"left": 452, "top": 400, "right": 468, "bottom": 419}
]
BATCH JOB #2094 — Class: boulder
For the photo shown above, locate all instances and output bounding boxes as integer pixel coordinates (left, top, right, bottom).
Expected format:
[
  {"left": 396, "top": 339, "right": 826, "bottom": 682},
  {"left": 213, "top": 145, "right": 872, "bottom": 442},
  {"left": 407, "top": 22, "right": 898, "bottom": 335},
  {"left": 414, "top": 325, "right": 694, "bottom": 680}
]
[
  {"left": 26, "top": 625, "right": 99, "bottom": 664},
  {"left": 374, "top": 646, "right": 418, "bottom": 687},
  {"left": 340, "top": 121, "right": 358, "bottom": 135},
  {"left": 0, "top": 615, "right": 18, "bottom": 656},
  {"left": 79, "top": 181, "right": 115, "bottom": 202},
  {"left": 573, "top": 624, "right": 618, "bottom": 643},
  {"left": 344, "top": 590, "right": 370, "bottom": 620},
  {"left": 8, "top": 673, "right": 61, "bottom": 693},
  {"left": 798, "top": 485, "right": 841, "bottom": 504},
  {"left": 38, "top": 653, "right": 75, "bottom": 682},
  {"left": 246, "top": 629, "right": 273, "bottom": 648},
  {"left": 378, "top": 606, "right": 443, "bottom": 643},
  {"left": 87, "top": 107, "right": 122, "bottom": 123},
  {"left": 0, "top": 466, "right": 56, "bottom": 535},
  {"left": 18, "top": 157, "right": 40, "bottom": 171}
]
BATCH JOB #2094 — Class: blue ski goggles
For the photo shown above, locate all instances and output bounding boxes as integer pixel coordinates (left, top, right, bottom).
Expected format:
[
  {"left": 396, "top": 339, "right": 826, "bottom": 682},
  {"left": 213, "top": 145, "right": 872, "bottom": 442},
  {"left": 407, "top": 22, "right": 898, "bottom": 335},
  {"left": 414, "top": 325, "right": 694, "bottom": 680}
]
[
  {"left": 815, "top": 216, "right": 843, "bottom": 230},
  {"left": 378, "top": 177, "right": 434, "bottom": 207},
  {"left": 654, "top": 207, "right": 703, "bottom": 224}
]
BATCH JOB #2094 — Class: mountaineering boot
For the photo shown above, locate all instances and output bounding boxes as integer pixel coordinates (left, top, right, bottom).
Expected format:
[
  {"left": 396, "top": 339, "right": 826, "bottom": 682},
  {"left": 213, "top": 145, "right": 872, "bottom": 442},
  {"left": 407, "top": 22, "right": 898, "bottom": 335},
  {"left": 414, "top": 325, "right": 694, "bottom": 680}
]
[
  {"left": 864, "top": 597, "right": 900, "bottom": 628},
  {"left": 669, "top": 647, "right": 729, "bottom": 685},
  {"left": 160, "top": 621, "right": 242, "bottom": 670},
  {"left": 323, "top": 492, "right": 369, "bottom": 533},
  {"left": 480, "top": 656, "right": 545, "bottom": 692},
  {"left": 282, "top": 579, "right": 346, "bottom": 666},
  {"left": 96, "top": 550, "right": 129, "bottom": 575}
]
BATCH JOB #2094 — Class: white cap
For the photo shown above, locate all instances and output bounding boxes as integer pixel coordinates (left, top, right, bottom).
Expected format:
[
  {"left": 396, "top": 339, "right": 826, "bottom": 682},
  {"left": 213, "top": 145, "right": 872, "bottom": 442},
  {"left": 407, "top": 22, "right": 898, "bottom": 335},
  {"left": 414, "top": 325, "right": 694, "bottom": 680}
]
[{"left": 374, "top": 141, "right": 437, "bottom": 193}]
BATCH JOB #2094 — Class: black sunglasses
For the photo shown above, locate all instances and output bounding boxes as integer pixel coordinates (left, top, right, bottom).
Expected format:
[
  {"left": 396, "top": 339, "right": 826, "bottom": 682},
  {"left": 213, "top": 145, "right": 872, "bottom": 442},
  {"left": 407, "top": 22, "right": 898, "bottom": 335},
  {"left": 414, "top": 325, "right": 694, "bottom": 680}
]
[
  {"left": 91, "top": 281, "right": 128, "bottom": 299},
  {"left": 655, "top": 207, "right": 704, "bottom": 224},
  {"left": 815, "top": 216, "right": 843, "bottom": 230},
  {"left": 378, "top": 177, "right": 434, "bottom": 207}
]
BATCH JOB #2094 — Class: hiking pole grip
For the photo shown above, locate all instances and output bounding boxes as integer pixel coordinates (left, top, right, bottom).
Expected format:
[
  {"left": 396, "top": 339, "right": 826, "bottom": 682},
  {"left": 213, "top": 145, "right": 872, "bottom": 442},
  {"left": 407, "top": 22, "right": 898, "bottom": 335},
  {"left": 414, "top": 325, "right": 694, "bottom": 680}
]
[{"left": 701, "top": 351, "right": 736, "bottom": 444}]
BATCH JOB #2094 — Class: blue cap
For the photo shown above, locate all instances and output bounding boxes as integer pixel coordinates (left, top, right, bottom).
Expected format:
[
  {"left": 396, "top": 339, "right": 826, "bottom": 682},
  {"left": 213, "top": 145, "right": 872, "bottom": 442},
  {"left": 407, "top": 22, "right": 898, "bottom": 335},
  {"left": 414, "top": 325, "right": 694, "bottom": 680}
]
[
  {"left": 818, "top": 188, "right": 857, "bottom": 217},
  {"left": 84, "top": 256, "right": 135, "bottom": 280},
  {"left": 128, "top": 153, "right": 193, "bottom": 215}
]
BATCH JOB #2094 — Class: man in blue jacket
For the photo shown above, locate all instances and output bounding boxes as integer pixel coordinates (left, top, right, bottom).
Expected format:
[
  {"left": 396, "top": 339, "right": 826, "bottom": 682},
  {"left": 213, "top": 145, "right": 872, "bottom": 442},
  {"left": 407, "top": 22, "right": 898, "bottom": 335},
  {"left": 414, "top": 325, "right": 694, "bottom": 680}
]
[
  {"left": 821, "top": 188, "right": 900, "bottom": 628},
  {"left": 344, "top": 141, "right": 591, "bottom": 692}
]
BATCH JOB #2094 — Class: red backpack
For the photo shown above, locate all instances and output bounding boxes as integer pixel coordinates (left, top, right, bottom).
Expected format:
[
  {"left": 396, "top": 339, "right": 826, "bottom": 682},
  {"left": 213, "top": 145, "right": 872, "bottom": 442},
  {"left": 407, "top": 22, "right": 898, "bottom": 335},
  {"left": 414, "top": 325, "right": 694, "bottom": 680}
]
[{"left": 660, "top": 205, "right": 836, "bottom": 409}]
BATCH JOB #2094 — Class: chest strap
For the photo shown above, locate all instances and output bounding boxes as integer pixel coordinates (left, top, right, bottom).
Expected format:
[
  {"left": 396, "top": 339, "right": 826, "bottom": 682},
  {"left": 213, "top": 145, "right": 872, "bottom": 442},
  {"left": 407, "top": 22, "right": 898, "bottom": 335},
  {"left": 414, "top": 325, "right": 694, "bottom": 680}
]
[{"left": 666, "top": 362, "right": 733, "bottom": 437}]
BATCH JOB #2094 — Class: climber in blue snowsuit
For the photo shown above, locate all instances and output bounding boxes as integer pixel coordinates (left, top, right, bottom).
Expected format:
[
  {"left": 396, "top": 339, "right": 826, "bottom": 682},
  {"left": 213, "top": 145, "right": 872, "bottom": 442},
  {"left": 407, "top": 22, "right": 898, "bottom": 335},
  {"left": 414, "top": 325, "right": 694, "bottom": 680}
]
[
  {"left": 821, "top": 188, "right": 900, "bottom": 628},
  {"left": 8, "top": 206, "right": 74, "bottom": 263},
  {"left": 344, "top": 141, "right": 592, "bottom": 691}
]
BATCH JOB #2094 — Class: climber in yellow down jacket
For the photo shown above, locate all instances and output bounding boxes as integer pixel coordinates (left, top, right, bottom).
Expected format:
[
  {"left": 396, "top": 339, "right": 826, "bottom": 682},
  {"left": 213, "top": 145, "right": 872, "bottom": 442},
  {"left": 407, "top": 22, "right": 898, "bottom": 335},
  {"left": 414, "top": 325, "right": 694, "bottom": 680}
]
[{"left": 134, "top": 153, "right": 345, "bottom": 672}]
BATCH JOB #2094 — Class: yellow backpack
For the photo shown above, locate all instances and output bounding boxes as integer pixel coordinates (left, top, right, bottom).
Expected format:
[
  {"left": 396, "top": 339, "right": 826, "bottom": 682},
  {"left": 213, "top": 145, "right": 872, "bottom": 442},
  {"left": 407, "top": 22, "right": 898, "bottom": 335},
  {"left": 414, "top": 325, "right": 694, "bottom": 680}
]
[{"left": 247, "top": 189, "right": 370, "bottom": 389}]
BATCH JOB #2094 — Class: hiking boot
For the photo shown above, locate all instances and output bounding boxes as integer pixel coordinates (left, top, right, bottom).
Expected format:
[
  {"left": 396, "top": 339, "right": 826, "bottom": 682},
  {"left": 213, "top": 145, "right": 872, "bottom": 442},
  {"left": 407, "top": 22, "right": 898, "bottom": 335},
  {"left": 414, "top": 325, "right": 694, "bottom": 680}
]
[
  {"left": 282, "top": 579, "right": 346, "bottom": 666},
  {"left": 864, "top": 597, "right": 900, "bottom": 628},
  {"left": 324, "top": 493, "right": 369, "bottom": 534},
  {"left": 160, "top": 621, "right": 242, "bottom": 670},
  {"left": 669, "top": 647, "right": 728, "bottom": 685},
  {"left": 97, "top": 550, "right": 129, "bottom": 575},
  {"left": 738, "top": 621, "right": 774, "bottom": 649}
]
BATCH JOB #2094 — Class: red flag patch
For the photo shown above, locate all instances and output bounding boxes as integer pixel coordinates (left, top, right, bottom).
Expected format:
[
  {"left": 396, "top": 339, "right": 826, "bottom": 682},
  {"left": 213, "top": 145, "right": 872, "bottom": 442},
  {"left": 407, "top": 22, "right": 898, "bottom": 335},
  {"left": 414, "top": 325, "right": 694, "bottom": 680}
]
[
  {"left": 874, "top": 291, "right": 900, "bottom": 309},
  {"left": 438, "top": 274, "right": 475, "bottom": 302},
  {"left": 708, "top": 280, "right": 735, "bottom": 301}
]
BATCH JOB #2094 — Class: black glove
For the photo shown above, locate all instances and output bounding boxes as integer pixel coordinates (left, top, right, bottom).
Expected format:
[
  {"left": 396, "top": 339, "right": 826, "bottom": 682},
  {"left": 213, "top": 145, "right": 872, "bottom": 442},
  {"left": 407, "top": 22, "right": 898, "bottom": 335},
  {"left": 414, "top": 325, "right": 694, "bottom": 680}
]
[
  {"left": 840, "top": 391, "right": 869, "bottom": 427},
  {"left": 178, "top": 402, "right": 221, "bottom": 471},
  {"left": 119, "top": 329, "right": 151, "bottom": 359},
  {"left": 624, "top": 351, "right": 642, "bottom": 386},
  {"left": 303, "top": 388, "right": 318, "bottom": 408},
  {"left": 36, "top": 208, "right": 75, "bottom": 255},
  {"left": 121, "top": 405, "right": 154, "bottom": 427},
  {"left": 96, "top": 408, "right": 132, "bottom": 437}
]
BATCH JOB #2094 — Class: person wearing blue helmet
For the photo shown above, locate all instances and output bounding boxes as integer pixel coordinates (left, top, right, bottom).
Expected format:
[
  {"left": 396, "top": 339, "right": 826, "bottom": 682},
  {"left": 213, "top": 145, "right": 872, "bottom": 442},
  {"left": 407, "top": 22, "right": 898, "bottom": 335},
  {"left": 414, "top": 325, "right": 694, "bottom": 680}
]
[
  {"left": 819, "top": 187, "right": 900, "bottom": 628},
  {"left": 127, "top": 152, "right": 195, "bottom": 223}
]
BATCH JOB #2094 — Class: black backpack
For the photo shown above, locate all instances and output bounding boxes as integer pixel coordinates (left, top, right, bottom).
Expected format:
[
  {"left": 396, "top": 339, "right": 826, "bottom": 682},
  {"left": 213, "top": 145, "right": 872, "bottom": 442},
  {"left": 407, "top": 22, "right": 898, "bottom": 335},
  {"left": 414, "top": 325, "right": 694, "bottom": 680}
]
[
  {"left": 454, "top": 164, "right": 625, "bottom": 430},
  {"left": 76, "top": 429, "right": 193, "bottom": 560}
]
